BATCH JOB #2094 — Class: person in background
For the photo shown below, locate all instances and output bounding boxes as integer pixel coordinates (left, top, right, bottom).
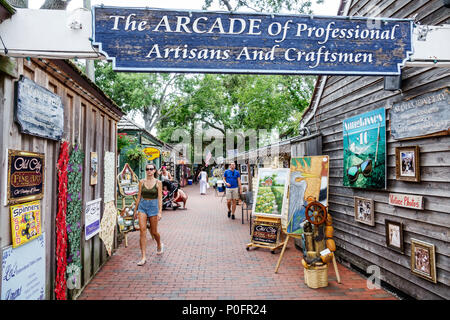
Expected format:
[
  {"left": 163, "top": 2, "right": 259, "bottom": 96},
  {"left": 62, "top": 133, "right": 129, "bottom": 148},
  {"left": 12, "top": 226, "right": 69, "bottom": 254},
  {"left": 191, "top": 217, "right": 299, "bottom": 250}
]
[
  {"left": 197, "top": 166, "right": 208, "bottom": 195},
  {"left": 159, "top": 166, "right": 173, "bottom": 182},
  {"left": 174, "top": 188, "right": 188, "bottom": 209},
  {"left": 133, "top": 163, "right": 164, "bottom": 266},
  {"left": 223, "top": 162, "right": 242, "bottom": 220}
]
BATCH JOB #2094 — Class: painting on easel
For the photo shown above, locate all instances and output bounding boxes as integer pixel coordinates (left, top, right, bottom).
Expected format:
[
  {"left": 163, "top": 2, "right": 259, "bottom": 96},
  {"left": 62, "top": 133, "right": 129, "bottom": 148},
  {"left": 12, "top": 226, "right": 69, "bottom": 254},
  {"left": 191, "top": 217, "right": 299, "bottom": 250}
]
[{"left": 286, "top": 156, "right": 329, "bottom": 236}]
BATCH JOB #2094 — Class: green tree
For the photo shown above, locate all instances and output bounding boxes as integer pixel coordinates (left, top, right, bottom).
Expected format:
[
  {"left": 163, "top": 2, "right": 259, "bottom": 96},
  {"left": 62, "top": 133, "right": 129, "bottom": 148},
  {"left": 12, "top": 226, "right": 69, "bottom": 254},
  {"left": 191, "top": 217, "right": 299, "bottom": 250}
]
[{"left": 203, "top": 0, "right": 324, "bottom": 14}]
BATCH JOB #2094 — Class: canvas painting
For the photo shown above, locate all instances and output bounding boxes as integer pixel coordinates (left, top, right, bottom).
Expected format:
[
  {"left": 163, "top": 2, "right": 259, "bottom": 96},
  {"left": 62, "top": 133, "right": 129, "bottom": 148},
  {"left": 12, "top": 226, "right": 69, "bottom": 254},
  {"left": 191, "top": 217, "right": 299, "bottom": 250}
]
[
  {"left": 343, "top": 108, "right": 386, "bottom": 189},
  {"left": 286, "top": 156, "right": 329, "bottom": 235},
  {"left": 252, "top": 168, "right": 289, "bottom": 219}
]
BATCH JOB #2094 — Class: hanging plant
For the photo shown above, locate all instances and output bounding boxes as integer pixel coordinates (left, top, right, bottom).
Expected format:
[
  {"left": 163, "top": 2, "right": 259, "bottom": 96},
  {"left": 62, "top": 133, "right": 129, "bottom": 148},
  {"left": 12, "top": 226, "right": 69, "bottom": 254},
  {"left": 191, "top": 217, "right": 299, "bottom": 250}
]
[
  {"left": 66, "top": 143, "right": 84, "bottom": 288},
  {"left": 125, "top": 145, "right": 147, "bottom": 168},
  {"left": 117, "top": 133, "right": 136, "bottom": 153}
]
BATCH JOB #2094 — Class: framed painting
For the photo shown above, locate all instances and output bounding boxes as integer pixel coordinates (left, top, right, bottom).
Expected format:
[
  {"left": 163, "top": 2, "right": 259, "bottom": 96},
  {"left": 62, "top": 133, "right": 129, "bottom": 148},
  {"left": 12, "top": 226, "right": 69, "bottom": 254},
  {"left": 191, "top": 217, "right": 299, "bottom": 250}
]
[
  {"left": 385, "top": 219, "right": 404, "bottom": 253},
  {"left": 410, "top": 239, "right": 437, "bottom": 283},
  {"left": 354, "top": 196, "right": 375, "bottom": 226},
  {"left": 252, "top": 168, "right": 289, "bottom": 219},
  {"left": 90, "top": 151, "right": 98, "bottom": 185},
  {"left": 395, "top": 146, "right": 420, "bottom": 182}
]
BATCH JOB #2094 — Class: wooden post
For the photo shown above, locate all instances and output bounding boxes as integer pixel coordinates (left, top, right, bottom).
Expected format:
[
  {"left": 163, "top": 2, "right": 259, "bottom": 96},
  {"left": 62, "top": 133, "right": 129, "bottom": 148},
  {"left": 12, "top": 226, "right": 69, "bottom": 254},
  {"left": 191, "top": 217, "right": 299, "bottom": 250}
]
[{"left": 332, "top": 254, "right": 341, "bottom": 284}]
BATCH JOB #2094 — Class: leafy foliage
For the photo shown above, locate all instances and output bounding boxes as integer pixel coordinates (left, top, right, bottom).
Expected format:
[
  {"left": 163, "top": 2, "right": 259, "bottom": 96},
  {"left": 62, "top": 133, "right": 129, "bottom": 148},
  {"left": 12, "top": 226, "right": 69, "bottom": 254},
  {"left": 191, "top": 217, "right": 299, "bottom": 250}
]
[{"left": 203, "top": 0, "right": 324, "bottom": 14}]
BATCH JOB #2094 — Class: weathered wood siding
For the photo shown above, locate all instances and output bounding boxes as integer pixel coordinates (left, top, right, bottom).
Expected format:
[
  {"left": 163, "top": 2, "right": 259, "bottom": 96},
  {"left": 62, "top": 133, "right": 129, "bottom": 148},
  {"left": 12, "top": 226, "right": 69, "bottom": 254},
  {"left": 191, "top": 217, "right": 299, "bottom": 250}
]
[
  {"left": 0, "top": 57, "right": 121, "bottom": 300},
  {"left": 301, "top": 0, "right": 449, "bottom": 299}
]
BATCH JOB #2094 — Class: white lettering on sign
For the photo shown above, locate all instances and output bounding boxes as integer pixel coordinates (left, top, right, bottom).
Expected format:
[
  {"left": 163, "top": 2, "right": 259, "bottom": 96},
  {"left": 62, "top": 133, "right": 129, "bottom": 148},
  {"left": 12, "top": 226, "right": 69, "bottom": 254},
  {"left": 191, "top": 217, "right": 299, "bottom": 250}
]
[{"left": 389, "top": 193, "right": 424, "bottom": 210}]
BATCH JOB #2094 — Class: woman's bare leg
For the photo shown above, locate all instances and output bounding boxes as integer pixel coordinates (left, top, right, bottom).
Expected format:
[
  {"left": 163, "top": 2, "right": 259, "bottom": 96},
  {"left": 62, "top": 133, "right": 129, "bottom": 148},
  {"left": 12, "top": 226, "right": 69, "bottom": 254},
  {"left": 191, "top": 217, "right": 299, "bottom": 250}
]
[
  {"left": 149, "top": 216, "right": 161, "bottom": 250},
  {"left": 138, "top": 212, "right": 148, "bottom": 263}
]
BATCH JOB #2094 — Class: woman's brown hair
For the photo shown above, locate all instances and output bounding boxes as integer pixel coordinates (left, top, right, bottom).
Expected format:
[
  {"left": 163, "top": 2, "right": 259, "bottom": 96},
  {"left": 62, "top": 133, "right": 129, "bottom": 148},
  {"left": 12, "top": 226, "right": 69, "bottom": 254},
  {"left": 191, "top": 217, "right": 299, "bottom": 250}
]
[{"left": 146, "top": 163, "right": 159, "bottom": 178}]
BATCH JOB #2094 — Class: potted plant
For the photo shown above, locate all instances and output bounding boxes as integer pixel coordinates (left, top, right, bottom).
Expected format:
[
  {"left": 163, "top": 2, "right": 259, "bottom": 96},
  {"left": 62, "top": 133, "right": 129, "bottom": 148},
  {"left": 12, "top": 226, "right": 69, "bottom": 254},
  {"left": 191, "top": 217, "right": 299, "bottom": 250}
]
[
  {"left": 117, "top": 133, "right": 136, "bottom": 154},
  {"left": 125, "top": 145, "right": 147, "bottom": 171}
]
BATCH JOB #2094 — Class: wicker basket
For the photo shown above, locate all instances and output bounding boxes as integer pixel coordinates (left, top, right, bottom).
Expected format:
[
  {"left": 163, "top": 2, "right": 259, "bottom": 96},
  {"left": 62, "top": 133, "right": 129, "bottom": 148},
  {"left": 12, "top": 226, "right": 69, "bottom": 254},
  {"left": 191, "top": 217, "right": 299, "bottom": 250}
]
[{"left": 304, "top": 263, "right": 328, "bottom": 289}]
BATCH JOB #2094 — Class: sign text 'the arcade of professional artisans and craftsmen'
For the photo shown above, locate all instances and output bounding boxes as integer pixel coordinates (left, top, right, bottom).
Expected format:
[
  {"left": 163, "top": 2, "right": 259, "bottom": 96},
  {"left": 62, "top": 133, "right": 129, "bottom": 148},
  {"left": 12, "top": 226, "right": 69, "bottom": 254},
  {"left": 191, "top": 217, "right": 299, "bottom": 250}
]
[{"left": 93, "top": 7, "right": 413, "bottom": 75}]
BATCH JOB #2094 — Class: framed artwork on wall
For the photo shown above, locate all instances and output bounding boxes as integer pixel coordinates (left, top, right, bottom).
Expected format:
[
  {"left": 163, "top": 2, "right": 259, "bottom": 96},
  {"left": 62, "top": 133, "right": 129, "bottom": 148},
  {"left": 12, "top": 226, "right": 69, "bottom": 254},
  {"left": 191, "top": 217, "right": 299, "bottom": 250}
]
[
  {"left": 385, "top": 219, "right": 404, "bottom": 253},
  {"left": 395, "top": 146, "right": 420, "bottom": 182},
  {"left": 241, "top": 174, "right": 248, "bottom": 184},
  {"left": 354, "top": 196, "right": 375, "bottom": 226},
  {"left": 241, "top": 164, "right": 248, "bottom": 174},
  {"left": 410, "top": 239, "right": 437, "bottom": 283}
]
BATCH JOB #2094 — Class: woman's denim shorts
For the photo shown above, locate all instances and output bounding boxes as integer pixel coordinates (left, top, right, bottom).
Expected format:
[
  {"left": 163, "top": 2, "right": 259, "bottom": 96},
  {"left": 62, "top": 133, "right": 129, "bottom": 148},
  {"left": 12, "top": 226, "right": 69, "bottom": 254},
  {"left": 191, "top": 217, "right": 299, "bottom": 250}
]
[{"left": 138, "top": 199, "right": 159, "bottom": 217}]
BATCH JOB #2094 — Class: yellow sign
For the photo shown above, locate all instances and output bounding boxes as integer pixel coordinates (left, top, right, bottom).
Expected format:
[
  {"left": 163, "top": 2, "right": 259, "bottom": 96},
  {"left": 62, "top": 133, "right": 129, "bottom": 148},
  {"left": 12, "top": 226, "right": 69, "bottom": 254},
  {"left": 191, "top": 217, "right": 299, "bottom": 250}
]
[
  {"left": 143, "top": 147, "right": 160, "bottom": 161},
  {"left": 10, "top": 200, "right": 42, "bottom": 248}
]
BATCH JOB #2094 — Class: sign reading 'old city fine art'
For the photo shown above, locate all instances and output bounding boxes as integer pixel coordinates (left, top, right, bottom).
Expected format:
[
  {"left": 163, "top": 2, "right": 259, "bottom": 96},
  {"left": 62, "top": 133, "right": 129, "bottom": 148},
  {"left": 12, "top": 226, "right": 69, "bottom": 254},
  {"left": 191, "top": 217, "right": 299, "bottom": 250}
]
[
  {"left": 7, "top": 150, "right": 45, "bottom": 205},
  {"left": 93, "top": 7, "right": 412, "bottom": 75}
]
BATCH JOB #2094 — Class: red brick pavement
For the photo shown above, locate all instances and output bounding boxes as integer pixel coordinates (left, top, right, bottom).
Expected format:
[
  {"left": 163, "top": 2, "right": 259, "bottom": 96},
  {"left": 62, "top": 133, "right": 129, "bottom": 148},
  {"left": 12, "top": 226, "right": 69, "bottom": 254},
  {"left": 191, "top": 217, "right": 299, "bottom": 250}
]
[{"left": 77, "top": 185, "right": 398, "bottom": 300}]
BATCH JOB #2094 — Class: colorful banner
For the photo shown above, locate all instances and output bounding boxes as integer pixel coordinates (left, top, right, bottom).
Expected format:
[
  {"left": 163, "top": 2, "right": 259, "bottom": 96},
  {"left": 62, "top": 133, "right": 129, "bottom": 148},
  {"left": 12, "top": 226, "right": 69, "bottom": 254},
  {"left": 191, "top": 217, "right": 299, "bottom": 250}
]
[
  {"left": 10, "top": 200, "right": 42, "bottom": 248},
  {"left": 343, "top": 108, "right": 386, "bottom": 189}
]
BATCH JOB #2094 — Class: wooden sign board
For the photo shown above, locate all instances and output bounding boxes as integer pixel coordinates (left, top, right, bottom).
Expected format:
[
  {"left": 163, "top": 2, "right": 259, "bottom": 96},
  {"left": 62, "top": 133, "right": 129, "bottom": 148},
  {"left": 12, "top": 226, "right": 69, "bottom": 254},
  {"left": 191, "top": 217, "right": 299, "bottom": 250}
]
[
  {"left": 251, "top": 221, "right": 281, "bottom": 246},
  {"left": 7, "top": 150, "right": 45, "bottom": 205},
  {"left": 390, "top": 87, "right": 449, "bottom": 140},
  {"left": 389, "top": 193, "right": 424, "bottom": 210},
  {"left": 14, "top": 76, "right": 64, "bottom": 141}
]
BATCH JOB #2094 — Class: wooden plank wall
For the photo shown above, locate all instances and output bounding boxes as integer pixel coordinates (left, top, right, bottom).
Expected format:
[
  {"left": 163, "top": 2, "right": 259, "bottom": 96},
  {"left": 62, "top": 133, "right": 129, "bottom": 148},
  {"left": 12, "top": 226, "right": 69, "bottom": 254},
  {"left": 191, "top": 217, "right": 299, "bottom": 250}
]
[
  {"left": 0, "top": 58, "right": 119, "bottom": 300},
  {"left": 301, "top": 0, "right": 449, "bottom": 299}
]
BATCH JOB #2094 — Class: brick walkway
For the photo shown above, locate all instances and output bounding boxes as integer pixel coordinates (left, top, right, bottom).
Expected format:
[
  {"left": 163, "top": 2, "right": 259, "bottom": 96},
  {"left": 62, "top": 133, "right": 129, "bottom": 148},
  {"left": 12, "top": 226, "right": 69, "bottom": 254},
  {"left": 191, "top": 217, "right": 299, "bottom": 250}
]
[{"left": 77, "top": 185, "right": 397, "bottom": 300}]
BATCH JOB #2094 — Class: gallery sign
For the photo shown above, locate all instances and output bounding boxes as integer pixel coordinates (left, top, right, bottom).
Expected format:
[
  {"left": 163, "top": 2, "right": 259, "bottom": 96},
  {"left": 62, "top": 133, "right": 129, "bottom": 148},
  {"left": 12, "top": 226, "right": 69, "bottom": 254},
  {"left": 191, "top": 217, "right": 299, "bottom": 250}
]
[
  {"left": 14, "top": 76, "right": 64, "bottom": 141},
  {"left": 389, "top": 193, "right": 424, "bottom": 210},
  {"left": 92, "top": 7, "right": 413, "bottom": 75},
  {"left": 390, "top": 88, "right": 449, "bottom": 140},
  {"left": 7, "top": 150, "right": 45, "bottom": 205}
]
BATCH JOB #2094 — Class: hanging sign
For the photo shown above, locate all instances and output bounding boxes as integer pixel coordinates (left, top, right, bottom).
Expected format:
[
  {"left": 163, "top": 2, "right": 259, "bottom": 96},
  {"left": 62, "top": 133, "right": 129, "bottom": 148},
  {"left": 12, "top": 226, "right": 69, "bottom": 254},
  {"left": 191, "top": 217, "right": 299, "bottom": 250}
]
[
  {"left": 85, "top": 198, "right": 102, "bottom": 241},
  {"left": 1, "top": 233, "right": 46, "bottom": 300},
  {"left": 7, "top": 150, "right": 45, "bottom": 205},
  {"left": 142, "top": 147, "right": 160, "bottom": 161},
  {"left": 10, "top": 200, "right": 42, "bottom": 248},
  {"left": 390, "top": 88, "right": 449, "bottom": 140},
  {"left": 93, "top": 7, "right": 412, "bottom": 75},
  {"left": 14, "top": 76, "right": 64, "bottom": 141}
]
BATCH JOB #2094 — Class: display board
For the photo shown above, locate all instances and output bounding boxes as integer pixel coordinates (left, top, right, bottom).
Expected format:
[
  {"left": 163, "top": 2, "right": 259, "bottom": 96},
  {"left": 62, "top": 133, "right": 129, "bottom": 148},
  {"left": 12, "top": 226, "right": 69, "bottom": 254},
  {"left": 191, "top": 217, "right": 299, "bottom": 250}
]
[
  {"left": 85, "top": 198, "right": 102, "bottom": 241},
  {"left": 286, "top": 156, "right": 329, "bottom": 235},
  {"left": 6, "top": 150, "right": 45, "bottom": 205},
  {"left": 93, "top": 7, "right": 413, "bottom": 76},
  {"left": 14, "top": 76, "right": 64, "bottom": 141},
  {"left": 1, "top": 233, "right": 46, "bottom": 300},
  {"left": 342, "top": 107, "right": 386, "bottom": 189},
  {"left": 10, "top": 200, "right": 42, "bottom": 248},
  {"left": 251, "top": 221, "right": 281, "bottom": 245}
]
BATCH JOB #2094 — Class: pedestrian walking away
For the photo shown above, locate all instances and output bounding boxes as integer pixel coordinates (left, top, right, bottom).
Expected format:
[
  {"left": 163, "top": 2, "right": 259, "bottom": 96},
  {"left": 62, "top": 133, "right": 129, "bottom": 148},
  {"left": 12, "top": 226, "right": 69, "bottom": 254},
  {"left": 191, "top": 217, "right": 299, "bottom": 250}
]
[
  {"left": 133, "top": 163, "right": 164, "bottom": 266},
  {"left": 223, "top": 162, "right": 242, "bottom": 220},
  {"left": 197, "top": 167, "right": 208, "bottom": 195}
]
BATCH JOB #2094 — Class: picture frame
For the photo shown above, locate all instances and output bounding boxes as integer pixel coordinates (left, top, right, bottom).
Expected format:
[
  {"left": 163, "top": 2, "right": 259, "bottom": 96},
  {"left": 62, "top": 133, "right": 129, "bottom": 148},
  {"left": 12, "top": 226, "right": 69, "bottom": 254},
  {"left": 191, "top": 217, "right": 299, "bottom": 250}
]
[
  {"left": 242, "top": 185, "right": 249, "bottom": 193},
  {"left": 385, "top": 219, "right": 404, "bottom": 253},
  {"left": 395, "top": 146, "right": 420, "bottom": 182},
  {"left": 241, "top": 163, "right": 248, "bottom": 174},
  {"left": 90, "top": 151, "right": 98, "bottom": 185},
  {"left": 354, "top": 196, "right": 375, "bottom": 226},
  {"left": 241, "top": 174, "right": 248, "bottom": 184},
  {"left": 410, "top": 239, "right": 437, "bottom": 283}
]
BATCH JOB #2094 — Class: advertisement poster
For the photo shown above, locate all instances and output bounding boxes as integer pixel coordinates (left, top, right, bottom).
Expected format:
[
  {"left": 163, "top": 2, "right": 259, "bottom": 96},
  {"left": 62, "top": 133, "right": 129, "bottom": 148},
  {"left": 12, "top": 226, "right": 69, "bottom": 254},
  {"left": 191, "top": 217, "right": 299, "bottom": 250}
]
[
  {"left": 287, "top": 156, "right": 329, "bottom": 235},
  {"left": 10, "top": 200, "right": 42, "bottom": 248},
  {"left": 342, "top": 108, "right": 386, "bottom": 189},
  {"left": 85, "top": 198, "right": 102, "bottom": 241},
  {"left": 1, "top": 233, "right": 46, "bottom": 300},
  {"left": 7, "top": 149, "right": 45, "bottom": 205}
]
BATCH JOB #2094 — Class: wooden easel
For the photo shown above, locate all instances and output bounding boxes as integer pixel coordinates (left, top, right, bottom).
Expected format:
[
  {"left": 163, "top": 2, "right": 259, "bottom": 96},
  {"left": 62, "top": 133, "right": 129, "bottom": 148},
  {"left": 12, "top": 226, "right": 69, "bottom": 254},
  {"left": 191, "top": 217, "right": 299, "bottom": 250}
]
[{"left": 246, "top": 216, "right": 285, "bottom": 253}]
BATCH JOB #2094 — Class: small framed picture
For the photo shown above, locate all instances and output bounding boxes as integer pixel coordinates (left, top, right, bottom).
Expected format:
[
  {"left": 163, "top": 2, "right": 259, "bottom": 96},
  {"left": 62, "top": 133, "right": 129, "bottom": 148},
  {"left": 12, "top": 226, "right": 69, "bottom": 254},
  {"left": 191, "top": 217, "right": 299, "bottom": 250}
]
[
  {"left": 385, "top": 219, "right": 404, "bottom": 253},
  {"left": 242, "top": 185, "right": 248, "bottom": 193},
  {"left": 241, "top": 164, "right": 248, "bottom": 174},
  {"left": 395, "top": 146, "right": 420, "bottom": 182},
  {"left": 354, "top": 197, "right": 375, "bottom": 226},
  {"left": 410, "top": 239, "right": 436, "bottom": 283},
  {"left": 241, "top": 174, "right": 248, "bottom": 184}
]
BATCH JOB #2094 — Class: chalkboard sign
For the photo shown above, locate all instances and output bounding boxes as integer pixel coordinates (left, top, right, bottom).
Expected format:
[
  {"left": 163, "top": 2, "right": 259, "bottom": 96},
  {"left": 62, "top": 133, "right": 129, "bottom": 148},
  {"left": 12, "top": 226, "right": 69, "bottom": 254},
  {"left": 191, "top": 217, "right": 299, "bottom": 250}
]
[
  {"left": 251, "top": 221, "right": 280, "bottom": 245},
  {"left": 7, "top": 150, "right": 45, "bottom": 205},
  {"left": 390, "top": 88, "right": 449, "bottom": 140},
  {"left": 14, "top": 75, "right": 64, "bottom": 141}
]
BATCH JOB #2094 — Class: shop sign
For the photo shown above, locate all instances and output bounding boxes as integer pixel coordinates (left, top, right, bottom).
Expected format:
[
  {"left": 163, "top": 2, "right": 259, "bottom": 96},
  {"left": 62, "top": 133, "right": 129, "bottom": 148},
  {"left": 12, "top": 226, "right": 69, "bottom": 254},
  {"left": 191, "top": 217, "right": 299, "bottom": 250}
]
[
  {"left": 10, "top": 200, "right": 42, "bottom": 248},
  {"left": 389, "top": 193, "right": 424, "bottom": 210},
  {"left": 390, "top": 88, "right": 449, "bottom": 140},
  {"left": 251, "top": 221, "right": 280, "bottom": 245},
  {"left": 85, "top": 198, "right": 102, "bottom": 241},
  {"left": 1, "top": 233, "right": 46, "bottom": 300},
  {"left": 7, "top": 150, "right": 45, "bottom": 205},
  {"left": 93, "top": 7, "right": 412, "bottom": 76},
  {"left": 14, "top": 76, "right": 64, "bottom": 141},
  {"left": 143, "top": 147, "right": 160, "bottom": 161}
]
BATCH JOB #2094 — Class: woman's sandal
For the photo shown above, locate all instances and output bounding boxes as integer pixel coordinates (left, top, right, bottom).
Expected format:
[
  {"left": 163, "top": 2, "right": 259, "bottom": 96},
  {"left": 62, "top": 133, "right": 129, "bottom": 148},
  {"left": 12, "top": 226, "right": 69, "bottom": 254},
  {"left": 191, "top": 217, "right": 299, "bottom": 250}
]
[{"left": 137, "top": 258, "right": 146, "bottom": 266}]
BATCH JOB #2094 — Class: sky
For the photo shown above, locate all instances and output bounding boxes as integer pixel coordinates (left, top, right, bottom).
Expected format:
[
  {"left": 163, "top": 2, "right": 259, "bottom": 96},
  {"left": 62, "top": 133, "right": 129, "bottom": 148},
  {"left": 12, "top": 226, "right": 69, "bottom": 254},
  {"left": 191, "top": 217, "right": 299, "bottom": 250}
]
[{"left": 29, "top": 0, "right": 341, "bottom": 15}]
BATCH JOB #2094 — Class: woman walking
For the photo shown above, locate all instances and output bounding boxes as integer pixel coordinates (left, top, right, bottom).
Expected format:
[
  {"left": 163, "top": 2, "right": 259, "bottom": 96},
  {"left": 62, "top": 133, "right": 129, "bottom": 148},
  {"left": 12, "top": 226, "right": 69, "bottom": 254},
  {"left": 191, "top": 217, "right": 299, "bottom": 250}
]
[
  {"left": 133, "top": 163, "right": 164, "bottom": 266},
  {"left": 197, "top": 167, "right": 208, "bottom": 195}
]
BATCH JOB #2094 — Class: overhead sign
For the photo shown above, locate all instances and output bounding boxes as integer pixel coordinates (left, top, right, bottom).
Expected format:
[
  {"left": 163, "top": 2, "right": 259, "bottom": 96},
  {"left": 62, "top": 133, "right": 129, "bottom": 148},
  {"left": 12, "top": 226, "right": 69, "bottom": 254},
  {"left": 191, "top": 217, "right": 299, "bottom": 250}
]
[
  {"left": 92, "top": 7, "right": 413, "bottom": 75},
  {"left": 14, "top": 76, "right": 64, "bottom": 141},
  {"left": 143, "top": 147, "right": 160, "bottom": 161},
  {"left": 390, "top": 88, "right": 449, "bottom": 140}
]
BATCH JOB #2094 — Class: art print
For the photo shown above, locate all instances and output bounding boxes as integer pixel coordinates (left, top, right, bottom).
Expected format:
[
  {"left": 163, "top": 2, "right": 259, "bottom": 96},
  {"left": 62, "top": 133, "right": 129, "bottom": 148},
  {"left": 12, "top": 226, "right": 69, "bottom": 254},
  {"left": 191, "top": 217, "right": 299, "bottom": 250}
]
[
  {"left": 385, "top": 219, "right": 403, "bottom": 253},
  {"left": 354, "top": 197, "right": 375, "bottom": 226},
  {"left": 395, "top": 146, "right": 420, "bottom": 182},
  {"left": 411, "top": 239, "right": 436, "bottom": 283}
]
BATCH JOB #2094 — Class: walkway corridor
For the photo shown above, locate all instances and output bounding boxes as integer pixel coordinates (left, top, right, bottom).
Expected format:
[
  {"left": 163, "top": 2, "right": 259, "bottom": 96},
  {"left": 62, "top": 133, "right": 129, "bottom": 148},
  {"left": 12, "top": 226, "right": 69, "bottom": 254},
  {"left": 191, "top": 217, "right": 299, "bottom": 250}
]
[{"left": 78, "top": 185, "right": 397, "bottom": 300}]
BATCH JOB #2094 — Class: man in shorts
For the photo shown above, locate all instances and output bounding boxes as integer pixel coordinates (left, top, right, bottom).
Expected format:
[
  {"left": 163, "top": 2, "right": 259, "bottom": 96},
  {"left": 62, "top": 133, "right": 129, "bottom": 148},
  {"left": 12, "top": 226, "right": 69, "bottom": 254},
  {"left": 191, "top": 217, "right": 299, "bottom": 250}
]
[{"left": 223, "top": 162, "right": 242, "bottom": 220}]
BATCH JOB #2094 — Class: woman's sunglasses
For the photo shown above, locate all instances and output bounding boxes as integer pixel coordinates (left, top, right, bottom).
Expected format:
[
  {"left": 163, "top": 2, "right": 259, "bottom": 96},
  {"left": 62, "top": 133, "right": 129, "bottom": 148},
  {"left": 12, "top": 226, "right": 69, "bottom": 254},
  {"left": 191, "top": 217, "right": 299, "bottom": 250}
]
[
  {"left": 146, "top": 167, "right": 155, "bottom": 171},
  {"left": 347, "top": 159, "right": 373, "bottom": 183}
]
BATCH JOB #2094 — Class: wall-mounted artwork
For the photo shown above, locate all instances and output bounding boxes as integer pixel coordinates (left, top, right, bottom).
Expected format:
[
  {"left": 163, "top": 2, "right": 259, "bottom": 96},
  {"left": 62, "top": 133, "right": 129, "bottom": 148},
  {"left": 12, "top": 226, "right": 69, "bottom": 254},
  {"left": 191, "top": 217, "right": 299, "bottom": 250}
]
[
  {"left": 241, "top": 174, "right": 248, "bottom": 184},
  {"left": 354, "top": 197, "right": 375, "bottom": 226},
  {"left": 411, "top": 239, "right": 436, "bottom": 283},
  {"left": 117, "top": 163, "right": 139, "bottom": 196},
  {"left": 395, "top": 146, "right": 420, "bottom": 182},
  {"left": 252, "top": 168, "right": 289, "bottom": 219},
  {"left": 286, "top": 156, "right": 329, "bottom": 235},
  {"left": 90, "top": 152, "right": 98, "bottom": 185},
  {"left": 343, "top": 108, "right": 386, "bottom": 189},
  {"left": 241, "top": 164, "right": 248, "bottom": 174},
  {"left": 104, "top": 151, "right": 115, "bottom": 202},
  {"left": 385, "top": 219, "right": 404, "bottom": 253}
]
